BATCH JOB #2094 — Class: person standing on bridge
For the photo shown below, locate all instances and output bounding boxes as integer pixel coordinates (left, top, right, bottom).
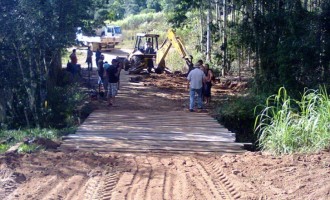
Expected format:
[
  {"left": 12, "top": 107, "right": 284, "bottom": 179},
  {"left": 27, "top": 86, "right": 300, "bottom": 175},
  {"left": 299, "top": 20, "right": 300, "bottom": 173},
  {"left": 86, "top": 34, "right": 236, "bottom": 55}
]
[
  {"left": 106, "top": 59, "right": 120, "bottom": 106},
  {"left": 103, "top": 61, "right": 111, "bottom": 96},
  {"left": 187, "top": 63, "right": 206, "bottom": 112}
]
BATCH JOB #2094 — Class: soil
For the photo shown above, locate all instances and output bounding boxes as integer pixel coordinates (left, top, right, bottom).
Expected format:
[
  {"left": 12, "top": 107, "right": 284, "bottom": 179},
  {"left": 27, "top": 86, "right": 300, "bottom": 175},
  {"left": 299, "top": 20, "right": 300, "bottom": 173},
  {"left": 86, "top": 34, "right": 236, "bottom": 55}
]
[{"left": 1, "top": 49, "right": 329, "bottom": 200}]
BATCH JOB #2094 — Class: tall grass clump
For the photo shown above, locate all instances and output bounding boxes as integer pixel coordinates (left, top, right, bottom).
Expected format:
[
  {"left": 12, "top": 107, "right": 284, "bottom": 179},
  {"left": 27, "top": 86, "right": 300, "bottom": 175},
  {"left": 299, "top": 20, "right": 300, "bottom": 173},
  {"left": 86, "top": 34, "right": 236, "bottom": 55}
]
[{"left": 255, "top": 87, "right": 330, "bottom": 155}]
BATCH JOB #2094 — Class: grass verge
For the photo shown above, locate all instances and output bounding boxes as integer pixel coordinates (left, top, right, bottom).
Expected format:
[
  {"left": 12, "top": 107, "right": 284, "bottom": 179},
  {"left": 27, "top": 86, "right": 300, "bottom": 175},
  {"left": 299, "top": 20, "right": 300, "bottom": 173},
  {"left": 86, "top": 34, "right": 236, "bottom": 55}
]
[{"left": 255, "top": 87, "right": 330, "bottom": 155}]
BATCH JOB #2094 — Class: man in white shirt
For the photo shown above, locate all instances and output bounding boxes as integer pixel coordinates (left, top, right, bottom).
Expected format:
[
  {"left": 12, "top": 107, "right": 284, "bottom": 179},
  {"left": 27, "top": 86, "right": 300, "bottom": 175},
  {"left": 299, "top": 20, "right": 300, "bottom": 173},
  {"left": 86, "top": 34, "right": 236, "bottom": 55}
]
[{"left": 187, "top": 63, "right": 206, "bottom": 112}]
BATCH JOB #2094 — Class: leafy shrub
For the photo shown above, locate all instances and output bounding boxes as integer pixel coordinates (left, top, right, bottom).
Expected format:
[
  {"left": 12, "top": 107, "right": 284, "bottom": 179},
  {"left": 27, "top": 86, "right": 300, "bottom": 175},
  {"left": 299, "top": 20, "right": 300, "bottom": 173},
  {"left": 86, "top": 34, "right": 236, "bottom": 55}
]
[
  {"left": 44, "top": 83, "right": 87, "bottom": 128},
  {"left": 255, "top": 87, "right": 330, "bottom": 155}
]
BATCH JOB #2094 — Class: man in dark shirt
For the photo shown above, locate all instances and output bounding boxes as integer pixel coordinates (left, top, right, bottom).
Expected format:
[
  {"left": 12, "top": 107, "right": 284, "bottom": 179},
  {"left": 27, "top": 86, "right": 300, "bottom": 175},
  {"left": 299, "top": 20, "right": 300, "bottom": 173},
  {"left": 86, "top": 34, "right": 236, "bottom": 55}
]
[
  {"left": 106, "top": 59, "right": 121, "bottom": 106},
  {"left": 86, "top": 46, "right": 93, "bottom": 71}
]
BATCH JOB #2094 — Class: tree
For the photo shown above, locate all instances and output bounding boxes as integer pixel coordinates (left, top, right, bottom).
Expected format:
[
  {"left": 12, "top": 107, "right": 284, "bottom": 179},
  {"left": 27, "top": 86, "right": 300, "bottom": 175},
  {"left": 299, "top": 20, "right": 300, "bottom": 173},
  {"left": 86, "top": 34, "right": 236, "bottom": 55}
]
[
  {"left": 146, "top": 0, "right": 161, "bottom": 12},
  {"left": 0, "top": 0, "right": 93, "bottom": 128}
]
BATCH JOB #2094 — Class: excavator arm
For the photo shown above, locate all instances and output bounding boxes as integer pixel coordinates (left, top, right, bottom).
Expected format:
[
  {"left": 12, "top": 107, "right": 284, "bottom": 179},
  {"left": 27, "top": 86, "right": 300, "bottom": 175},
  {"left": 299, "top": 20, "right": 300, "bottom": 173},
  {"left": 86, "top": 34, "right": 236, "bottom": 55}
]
[{"left": 156, "top": 29, "right": 191, "bottom": 67}]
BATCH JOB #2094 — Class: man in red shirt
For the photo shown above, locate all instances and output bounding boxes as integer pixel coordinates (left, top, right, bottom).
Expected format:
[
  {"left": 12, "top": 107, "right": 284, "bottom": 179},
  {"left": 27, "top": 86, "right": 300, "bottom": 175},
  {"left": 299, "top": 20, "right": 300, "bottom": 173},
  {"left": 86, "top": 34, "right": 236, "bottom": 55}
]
[
  {"left": 70, "top": 49, "right": 80, "bottom": 77},
  {"left": 70, "top": 49, "right": 77, "bottom": 65}
]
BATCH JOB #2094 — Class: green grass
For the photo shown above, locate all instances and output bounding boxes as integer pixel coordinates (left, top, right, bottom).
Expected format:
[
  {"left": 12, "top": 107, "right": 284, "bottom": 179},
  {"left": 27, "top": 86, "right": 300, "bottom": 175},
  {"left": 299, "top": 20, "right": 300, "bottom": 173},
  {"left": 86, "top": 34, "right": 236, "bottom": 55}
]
[
  {"left": 17, "top": 144, "right": 44, "bottom": 154},
  {"left": 0, "top": 144, "right": 10, "bottom": 153},
  {"left": 0, "top": 127, "right": 76, "bottom": 154},
  {"left": 0, "top": 128, "right": 76, "bottom": 142},
  {"left": 255, "top": 87, "right": 330, "bottom": 155}
]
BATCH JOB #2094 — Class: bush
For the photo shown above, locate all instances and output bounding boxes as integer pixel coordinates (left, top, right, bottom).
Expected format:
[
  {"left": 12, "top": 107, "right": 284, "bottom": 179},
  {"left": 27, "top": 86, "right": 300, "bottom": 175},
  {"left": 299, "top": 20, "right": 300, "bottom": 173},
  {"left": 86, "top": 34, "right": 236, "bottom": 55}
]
[
  {"left": 44, "top": 83, "right": 87, "bottom": 128},
  {"left": 255, "top": 87, "right": 330, "bottom": 155}
]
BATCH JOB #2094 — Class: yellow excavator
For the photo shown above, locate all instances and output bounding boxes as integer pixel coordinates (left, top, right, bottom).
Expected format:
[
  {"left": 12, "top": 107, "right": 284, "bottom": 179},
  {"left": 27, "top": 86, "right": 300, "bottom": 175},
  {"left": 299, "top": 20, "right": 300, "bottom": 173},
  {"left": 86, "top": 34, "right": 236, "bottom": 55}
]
[{"left": 124, "top": 29, "right": 192, "bottom": 74}]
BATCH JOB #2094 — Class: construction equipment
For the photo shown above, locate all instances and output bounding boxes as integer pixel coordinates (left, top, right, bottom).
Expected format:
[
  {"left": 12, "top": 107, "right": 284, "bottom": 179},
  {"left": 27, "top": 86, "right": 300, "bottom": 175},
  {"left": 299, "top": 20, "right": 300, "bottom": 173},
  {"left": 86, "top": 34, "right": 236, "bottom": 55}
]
[
  {"left": 76, "top": 25, "right": 123, "bottom": 51},
  {"left": 125, "top": 29, "right": 192, "bottom": 74}
]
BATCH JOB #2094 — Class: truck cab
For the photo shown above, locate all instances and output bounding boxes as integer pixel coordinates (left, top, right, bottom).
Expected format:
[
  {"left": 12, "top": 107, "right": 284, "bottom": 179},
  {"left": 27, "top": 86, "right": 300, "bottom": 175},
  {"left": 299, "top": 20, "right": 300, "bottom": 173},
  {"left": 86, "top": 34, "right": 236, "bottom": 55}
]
[
  {"left": 75, "top": 25, "right": 123, "bottom": 51},
  {"left": 96, "top": 25, "right": 122, "bottom": 40}
]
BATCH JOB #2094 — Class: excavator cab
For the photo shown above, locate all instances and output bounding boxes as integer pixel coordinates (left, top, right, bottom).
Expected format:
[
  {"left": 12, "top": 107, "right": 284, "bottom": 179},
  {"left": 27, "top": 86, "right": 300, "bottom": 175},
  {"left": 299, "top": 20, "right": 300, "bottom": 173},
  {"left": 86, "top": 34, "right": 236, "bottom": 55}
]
[
  {"left": 126, "top": 29, "right": 191, "bottom": 74},
  {"left": 134, "top": 34, "right": 158, "bottom": 54},
  {"left": 127, "top": 33, "right": 160, "bottom": 74}
]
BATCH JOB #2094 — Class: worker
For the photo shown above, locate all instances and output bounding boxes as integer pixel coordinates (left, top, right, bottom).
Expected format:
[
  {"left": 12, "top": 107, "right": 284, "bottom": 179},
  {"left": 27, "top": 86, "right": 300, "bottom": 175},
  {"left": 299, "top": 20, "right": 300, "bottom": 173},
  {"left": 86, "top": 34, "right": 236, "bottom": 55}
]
[
  {"left": 187, "top": 63, "right": 206, "bottom": 112},
  {"left": 69, "top": 49, "right": 80, "bottom": 77},
  {"left": 203, "top": 64, "right": 214, "bottom": 105},
  {"left": 145, "top": 41, "right": 155, "bottom": 54},
  {"left": 186, "top": 55, "right": 194, "bottom": 73},
  {"left": 86, "top": 46, "right": 93, "bottom": 71},
  {"left": 97, "top": 54, "right": 105, "bottom": 85},
  {"left": 103, "top": 61, "right": 111, "bottom": 95},
  {"left": 145, "top": 38, "right": 152, "bottom": 49},
  {"left": 106, "top": 59, "right": 120, "bottom": 106}
]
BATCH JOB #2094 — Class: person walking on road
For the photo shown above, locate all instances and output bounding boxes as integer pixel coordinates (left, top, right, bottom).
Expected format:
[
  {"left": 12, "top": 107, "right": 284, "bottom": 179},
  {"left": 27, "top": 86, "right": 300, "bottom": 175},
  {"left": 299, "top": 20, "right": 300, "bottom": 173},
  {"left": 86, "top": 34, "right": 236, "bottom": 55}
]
[
  {"left": 86, "top": 46, "right": 93, "bottom": 71},
  {"left": 97, "top": 54, "right": 104, "bottom": 85},
  {"left": 95, "top": 48, "right": 101, "bottom": 66},
  {"left": 187, "top": 63, "right": 206, "bottom": 112}
]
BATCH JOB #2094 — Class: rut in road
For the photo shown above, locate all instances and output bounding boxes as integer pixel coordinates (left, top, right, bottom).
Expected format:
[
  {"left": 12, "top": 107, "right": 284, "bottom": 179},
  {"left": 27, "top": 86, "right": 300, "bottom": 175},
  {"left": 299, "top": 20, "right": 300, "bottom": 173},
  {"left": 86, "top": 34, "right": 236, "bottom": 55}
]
[{"left": 89, "top": 155, "right": 241, "bottom": 200}]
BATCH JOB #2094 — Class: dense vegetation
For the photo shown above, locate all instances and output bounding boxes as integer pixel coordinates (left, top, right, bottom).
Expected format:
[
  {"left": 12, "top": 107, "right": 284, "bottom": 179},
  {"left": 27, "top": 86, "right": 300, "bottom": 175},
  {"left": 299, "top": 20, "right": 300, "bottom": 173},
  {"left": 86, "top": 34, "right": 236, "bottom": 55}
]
[{"left": 1, "top": 0, "right": 329, "bottom": 154}]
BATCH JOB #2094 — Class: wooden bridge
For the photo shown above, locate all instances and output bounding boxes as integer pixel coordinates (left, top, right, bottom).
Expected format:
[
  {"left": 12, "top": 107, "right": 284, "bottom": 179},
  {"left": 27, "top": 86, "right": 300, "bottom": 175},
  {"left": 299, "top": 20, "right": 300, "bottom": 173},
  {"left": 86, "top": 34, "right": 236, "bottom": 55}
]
[{"left": 61, "top": 69, "right": 246, "bottom": 153}]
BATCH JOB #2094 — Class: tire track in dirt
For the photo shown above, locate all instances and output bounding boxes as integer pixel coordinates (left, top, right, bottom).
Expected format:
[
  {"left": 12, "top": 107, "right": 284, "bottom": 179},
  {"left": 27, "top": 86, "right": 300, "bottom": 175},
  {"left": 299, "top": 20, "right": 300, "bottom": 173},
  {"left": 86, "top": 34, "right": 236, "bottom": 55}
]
[
  {"left": 126, "top": 155, "right": 153, "bottom": 200},
  {"left": 170, "top": 156, "right": 194, "bottom": 200},
  {"left": 144, "top": 156, "right": 164, "bottom": 200},
  {"left": 160, "top": 157, "right": 174, "bottom": 200},
  {"left": 40, "top": 175, "right": 86, "bottom": 200},
  {"left": 84, "top": 175, "right": 103, "bottom": 199},
  {"left": 201, "top": 157, "right": 244, "bottom": 199},
  {"left": 195, "top": 158, "right": 231, "bottom": 199},
  {"left": 97, "top": 172, "right": 119, "bottom": 200},
  {"left": 124, "top": 156, "right": 139, "bottom": 200},
  {"left": 0, "top": 169, "right": 19, "bottom": 200},
  {"left": 182, "top": 157, "right": 214, "bottom": 200},
  {"left": 63, "top": 176, "right": 89, "bottom": 200},
  {"left": 7, "top": 175, "right": 59, "bottom": 200},
  {"left": 108, "top": 156, "right": 136, "bottom": 200},
  {"left": 197, "top": 158, "right": 238, "bottom": 199}
]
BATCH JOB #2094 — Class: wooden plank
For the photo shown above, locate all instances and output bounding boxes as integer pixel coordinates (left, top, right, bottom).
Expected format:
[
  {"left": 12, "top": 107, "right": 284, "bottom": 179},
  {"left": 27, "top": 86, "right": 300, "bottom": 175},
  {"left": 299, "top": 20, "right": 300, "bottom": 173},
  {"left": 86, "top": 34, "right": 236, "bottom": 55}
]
[
  {"left": 63, "top": 132, "right": 235, "bottom": 142},
  {"left": 61, "top": 138, "right": 243, "bottom": 149},
  {"left": 76, "top": 126, "right": 231, "bottom": 133},
  {"left": 75, "top": 130, "right": 234, "bottom": 136},
  {"left": 60, "top": 146, "right": 245, "bottom": 154},
  {"left": 60, "top": 141, "right": 245, "bottom": 153}
]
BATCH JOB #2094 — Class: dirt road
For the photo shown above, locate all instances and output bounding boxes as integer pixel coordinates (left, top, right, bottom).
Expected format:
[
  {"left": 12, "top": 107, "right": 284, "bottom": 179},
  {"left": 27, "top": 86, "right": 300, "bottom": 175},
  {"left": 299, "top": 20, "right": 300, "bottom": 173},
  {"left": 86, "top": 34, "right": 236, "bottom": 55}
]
[
  {"left": 0, "top": 49, "right": 329, "bottom": 200},
  {"left": 1, "top": 150, "right": 330, "bottom": 200}
]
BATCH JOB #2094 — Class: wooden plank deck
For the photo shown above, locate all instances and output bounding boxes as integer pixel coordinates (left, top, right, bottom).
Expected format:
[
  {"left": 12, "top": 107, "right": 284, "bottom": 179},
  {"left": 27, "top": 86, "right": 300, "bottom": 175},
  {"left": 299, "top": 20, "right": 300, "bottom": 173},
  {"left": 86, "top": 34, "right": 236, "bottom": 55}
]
[
  {"left": 61, "top": 110, "right": 246, "bottom": 153},
  {"left": 61, "top": 69, "right": 246, "bottom": 153}
]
